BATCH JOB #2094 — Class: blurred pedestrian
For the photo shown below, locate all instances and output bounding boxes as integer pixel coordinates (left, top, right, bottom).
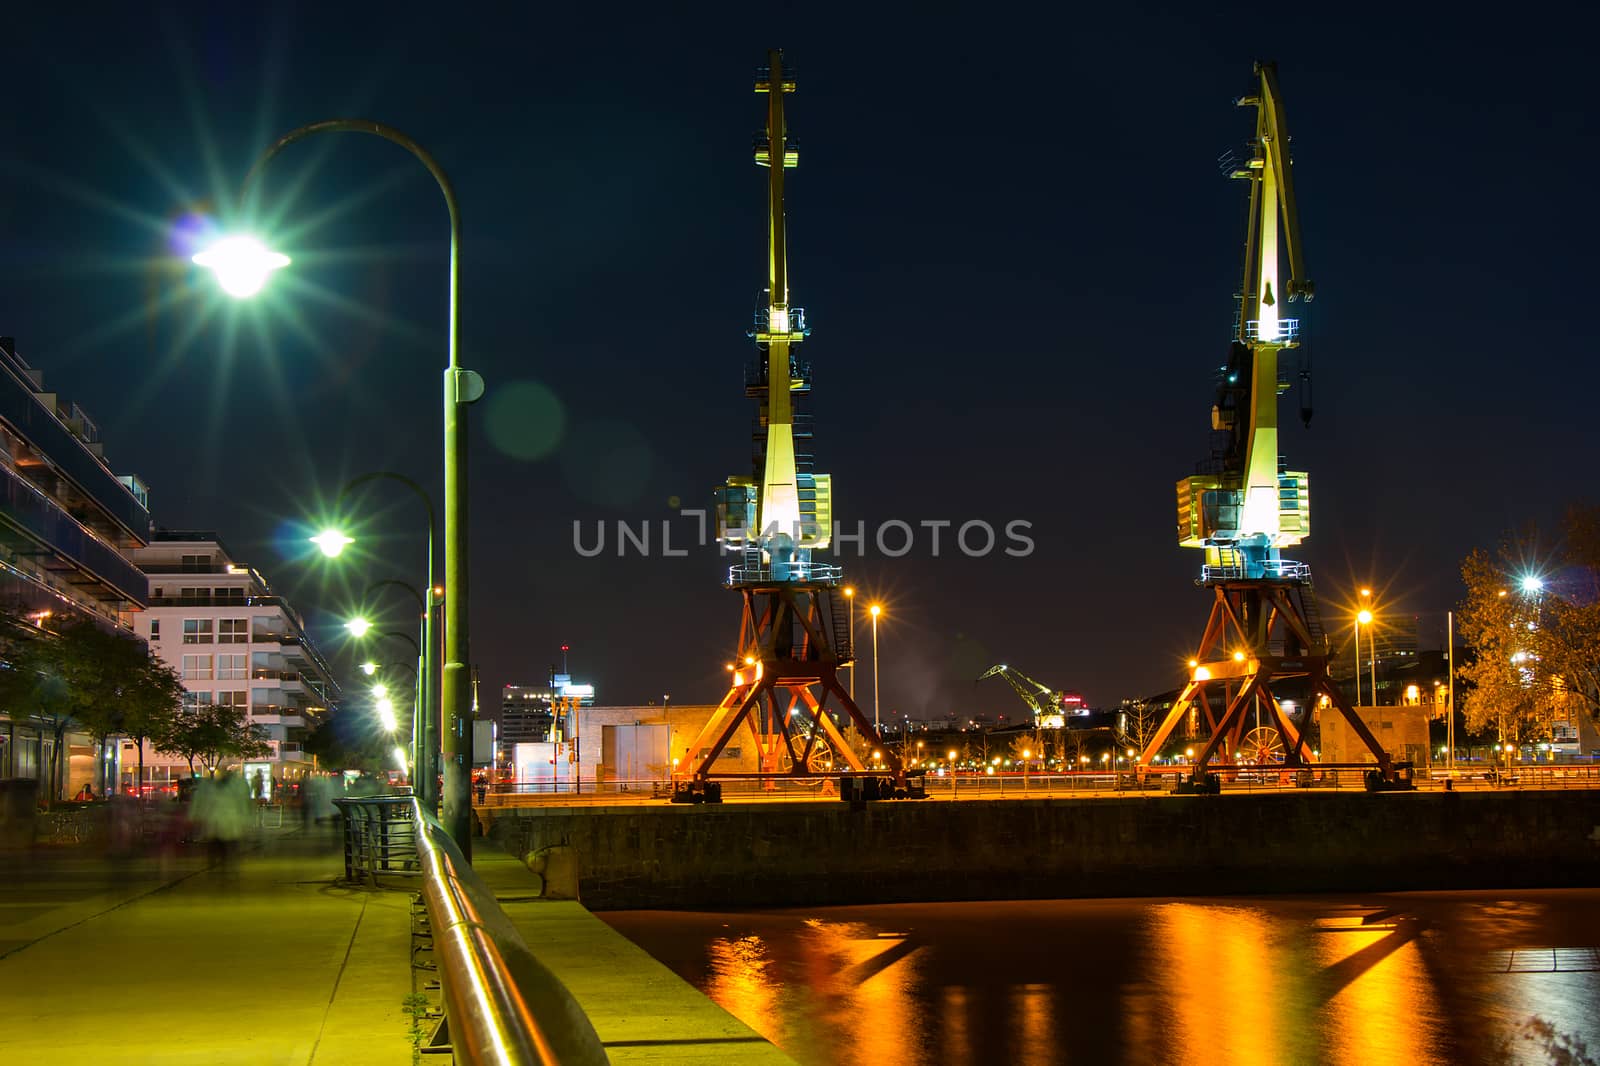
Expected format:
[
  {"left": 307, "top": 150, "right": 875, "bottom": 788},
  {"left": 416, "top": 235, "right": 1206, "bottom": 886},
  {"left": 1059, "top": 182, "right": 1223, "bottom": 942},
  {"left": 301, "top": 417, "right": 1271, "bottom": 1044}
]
[{"left": 192, "top": 771, "right": 251, "bottom": 869}]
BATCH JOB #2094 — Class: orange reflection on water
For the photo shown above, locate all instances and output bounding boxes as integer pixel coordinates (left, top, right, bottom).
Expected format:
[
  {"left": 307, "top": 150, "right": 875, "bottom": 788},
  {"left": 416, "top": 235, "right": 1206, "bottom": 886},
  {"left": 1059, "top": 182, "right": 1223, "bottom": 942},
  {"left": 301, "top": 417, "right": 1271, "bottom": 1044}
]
[
  {"left": 1313, "top": 917, "right": 1439, "bottom": 1065},
  {"left": 1148, "top": 902, "right": 1291, "bottom": 1066},
  {"left": 706, "top": 934, "right": 789, "bottom": 1049},
  {"left": 941, "top": 984, "right": 971, "bottom": 1065},
  {"left": 798, "top": 920, "right": 923, "bottom": 1065},
  {"left": 1009, "top": 983, "right": 1054, "bottom": 1066}
]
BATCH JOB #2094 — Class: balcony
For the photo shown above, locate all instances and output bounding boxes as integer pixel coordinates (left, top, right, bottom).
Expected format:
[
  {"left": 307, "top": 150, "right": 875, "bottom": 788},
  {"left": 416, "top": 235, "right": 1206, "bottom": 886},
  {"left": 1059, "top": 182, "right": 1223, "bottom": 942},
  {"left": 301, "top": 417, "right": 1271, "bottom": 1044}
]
[
  {"left": 0, "top": 352, "right": 150, "bottom": 542},
  {"left": 0, "top": 461, "right": 148, "bottom": 607}
]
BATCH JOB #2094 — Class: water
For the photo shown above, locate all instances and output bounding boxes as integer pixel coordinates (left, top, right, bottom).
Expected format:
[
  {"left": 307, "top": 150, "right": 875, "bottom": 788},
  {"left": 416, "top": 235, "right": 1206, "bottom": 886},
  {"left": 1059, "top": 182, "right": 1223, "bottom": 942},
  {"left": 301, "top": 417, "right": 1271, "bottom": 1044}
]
[{"left": 602, "top": 891, "right": 1600, "bottom": 1066}]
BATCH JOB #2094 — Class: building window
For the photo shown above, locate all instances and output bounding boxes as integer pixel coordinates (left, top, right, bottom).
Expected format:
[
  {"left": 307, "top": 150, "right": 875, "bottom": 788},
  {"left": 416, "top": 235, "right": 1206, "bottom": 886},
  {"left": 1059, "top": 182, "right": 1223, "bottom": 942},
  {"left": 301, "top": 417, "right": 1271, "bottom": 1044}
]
[
  {"left": 219, "top": 619, "right": 248, "bottom": 644},
  {"left": 150, "top": 619, "right": 160, "bottom": 641},
  {"left": 218, "top": 690, "right": 247, "bottom": 712},
  {"left": 218, "top": 654, "right": 246, "bottom": 681},
  {"left": 182, "top": 690, "right": 212, "bottom": 711},
  {"left": 180, "top": 554, "right": 210, "bottom": 572},
  {"left": 215, "top": 587, "right": 246, "bottom": 604},
  {"left": 182, "top": 619, "right": 213, "bottom": 644},
  {"left": 182, "top": 655, "right": 213, "bottom": 681},
  {"left": 179, "top": 587, "right": 210, "bottom": 604}
]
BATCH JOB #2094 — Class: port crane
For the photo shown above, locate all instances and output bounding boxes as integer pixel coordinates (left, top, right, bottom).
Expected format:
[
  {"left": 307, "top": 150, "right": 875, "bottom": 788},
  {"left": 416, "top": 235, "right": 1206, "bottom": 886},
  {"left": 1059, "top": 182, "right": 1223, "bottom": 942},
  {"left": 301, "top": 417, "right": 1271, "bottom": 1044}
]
[
  {"left": 977, "top": 665, "right": 1073, "bottom": 728},
  {"left": 1137, "top": 63, "right": 1409, "bottom": 791},
  {"left": 674, "top": 51, "right": 903, "bottom": 801}
]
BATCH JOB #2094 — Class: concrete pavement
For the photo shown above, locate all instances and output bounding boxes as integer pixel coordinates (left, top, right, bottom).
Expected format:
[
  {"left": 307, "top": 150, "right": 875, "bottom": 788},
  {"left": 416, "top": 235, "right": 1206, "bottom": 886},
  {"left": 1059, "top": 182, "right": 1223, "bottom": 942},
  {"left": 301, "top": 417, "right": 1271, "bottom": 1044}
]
[
  {"left": 0, "top": 826, "right": 414, "bottom": 1066},
  {"left": 472, "top": 844, "right": 797, "bottom": 1065}
]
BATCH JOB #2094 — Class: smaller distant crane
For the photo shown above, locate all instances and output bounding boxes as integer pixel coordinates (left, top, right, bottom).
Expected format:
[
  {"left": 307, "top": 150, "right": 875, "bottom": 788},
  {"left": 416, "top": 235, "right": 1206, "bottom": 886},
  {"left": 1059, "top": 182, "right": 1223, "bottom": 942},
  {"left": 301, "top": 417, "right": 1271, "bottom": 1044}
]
[{"left": 977, "top": 665, "right": 1070, "bottom": 729}]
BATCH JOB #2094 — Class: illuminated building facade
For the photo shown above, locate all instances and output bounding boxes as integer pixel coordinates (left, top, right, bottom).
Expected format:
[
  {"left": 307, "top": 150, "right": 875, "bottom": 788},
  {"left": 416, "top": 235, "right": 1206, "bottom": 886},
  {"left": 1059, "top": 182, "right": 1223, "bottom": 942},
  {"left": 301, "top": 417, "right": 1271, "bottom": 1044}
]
[
  {"left": 128, "top": 532, "right": 338, "bottom": 788},
  {"left": 0, "top": 336, "right": 150, "bottom": 792}
]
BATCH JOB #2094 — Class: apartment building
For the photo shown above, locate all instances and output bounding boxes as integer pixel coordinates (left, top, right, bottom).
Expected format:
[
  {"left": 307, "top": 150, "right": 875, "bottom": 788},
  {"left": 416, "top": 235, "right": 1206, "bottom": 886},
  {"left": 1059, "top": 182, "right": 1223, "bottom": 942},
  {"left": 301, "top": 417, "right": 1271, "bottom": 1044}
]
[
  {"left": 0, "top": 336, "right": 151, "bottom": 794},
  {"left": 129, "top": 532, "right": 338, "bottom": 785}
]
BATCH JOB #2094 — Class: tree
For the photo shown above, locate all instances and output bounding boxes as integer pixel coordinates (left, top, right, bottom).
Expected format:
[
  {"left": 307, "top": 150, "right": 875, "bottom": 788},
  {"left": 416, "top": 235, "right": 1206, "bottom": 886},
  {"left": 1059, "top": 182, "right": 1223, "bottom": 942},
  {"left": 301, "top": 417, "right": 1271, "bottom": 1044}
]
[
  {"left": 1457, "top": 518, "right": 1600, "bottom": 746},
  {"left": 157, "top": 702, "right": 269, "bottom": 776},
  {"left": 1115, "top": 700, "right": 1162, "bottom": 758},
  {"left": 121, "top": 655, "right": 185, "bottom": 796}
]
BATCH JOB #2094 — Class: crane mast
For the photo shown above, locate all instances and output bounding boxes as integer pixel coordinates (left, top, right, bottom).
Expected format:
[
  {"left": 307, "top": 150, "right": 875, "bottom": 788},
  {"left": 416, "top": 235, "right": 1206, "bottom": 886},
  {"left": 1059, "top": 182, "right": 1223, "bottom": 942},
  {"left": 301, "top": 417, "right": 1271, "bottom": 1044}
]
[
  {"left": 1177, "top": 62, "right": 1313, "bottom": 583},
  {"left": 714, "top": 49, "right": 833, "bottom": 581}
]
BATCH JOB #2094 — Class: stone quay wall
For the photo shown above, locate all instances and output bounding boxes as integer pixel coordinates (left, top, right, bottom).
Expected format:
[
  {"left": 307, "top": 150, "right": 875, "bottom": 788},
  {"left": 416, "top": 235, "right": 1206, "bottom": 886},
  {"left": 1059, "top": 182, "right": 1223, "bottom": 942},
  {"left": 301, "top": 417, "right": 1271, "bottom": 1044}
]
[{"left": 484, "top": 789, "right": 1600, "bottom": 910}]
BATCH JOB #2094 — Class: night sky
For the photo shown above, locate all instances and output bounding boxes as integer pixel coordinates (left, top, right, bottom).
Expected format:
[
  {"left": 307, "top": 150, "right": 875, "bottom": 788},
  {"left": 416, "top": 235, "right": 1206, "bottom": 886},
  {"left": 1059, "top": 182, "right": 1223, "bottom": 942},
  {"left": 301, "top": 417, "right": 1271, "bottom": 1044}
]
[{"left": 1, "top": 6, "right": 1594, "bottom": 721}]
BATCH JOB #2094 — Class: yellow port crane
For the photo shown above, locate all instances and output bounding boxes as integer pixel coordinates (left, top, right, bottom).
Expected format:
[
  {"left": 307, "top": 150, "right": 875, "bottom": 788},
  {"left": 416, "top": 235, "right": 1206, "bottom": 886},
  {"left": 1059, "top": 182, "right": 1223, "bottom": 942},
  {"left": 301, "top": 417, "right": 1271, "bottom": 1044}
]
[{"left": 977, "top": 665, "right": 1069, "bottom": 729}]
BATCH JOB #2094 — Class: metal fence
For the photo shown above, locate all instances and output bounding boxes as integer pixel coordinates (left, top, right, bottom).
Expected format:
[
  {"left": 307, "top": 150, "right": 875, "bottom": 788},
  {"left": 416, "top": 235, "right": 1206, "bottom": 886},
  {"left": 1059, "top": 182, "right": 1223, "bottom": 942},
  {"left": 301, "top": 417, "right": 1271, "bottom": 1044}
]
[
  {"left": 406, "top": 796, "right": 607, "bottom": 1065},
  {"left": 478, "top": 764, "right": 1600, "bottom": 807}
]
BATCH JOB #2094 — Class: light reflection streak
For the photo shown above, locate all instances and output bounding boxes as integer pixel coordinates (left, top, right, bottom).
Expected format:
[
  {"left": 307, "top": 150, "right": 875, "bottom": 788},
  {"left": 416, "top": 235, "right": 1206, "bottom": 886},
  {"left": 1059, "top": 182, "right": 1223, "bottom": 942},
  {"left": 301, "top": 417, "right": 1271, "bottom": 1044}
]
[
  {"left": 1010, "top": 982, "right": 1053, "bottom": 1066},
  {"left": 1313, "top": 917, "right": 1438, "bottom": 1066}
]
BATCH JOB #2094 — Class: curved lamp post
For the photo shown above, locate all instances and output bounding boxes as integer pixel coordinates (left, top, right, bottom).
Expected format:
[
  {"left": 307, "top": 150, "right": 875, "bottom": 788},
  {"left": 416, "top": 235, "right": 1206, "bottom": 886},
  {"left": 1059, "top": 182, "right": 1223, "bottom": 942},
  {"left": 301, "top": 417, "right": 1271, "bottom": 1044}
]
[
  {"left": 364, "top": 577, "right": 433, "bottom": 804},
  {"left": 196, "top": 120, "right": 482, "bottom": 852}
]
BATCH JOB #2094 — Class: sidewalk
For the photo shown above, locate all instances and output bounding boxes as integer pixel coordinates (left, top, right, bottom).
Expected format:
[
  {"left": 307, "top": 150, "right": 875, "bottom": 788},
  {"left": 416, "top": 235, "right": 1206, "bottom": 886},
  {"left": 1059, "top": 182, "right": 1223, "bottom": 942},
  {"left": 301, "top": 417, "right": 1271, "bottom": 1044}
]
[
  {"left": 0, "top": 829, "right": 414, "bottom": 1065},
  {"left": 472, "top": 843, "right": 797, "bottom": 1065}
]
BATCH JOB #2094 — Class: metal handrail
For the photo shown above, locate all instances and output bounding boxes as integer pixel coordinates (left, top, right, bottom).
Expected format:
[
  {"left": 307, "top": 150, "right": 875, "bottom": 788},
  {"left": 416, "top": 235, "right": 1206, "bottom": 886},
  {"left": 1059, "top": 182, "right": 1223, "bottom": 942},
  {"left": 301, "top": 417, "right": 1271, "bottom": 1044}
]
[{"left": 410, "top": 796, "right": 607, "bottom": 1065}]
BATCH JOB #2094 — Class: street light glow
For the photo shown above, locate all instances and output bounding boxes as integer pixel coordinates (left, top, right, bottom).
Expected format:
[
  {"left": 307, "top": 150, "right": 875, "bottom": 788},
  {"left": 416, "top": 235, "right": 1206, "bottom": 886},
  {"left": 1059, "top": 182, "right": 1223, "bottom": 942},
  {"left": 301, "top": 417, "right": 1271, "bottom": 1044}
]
[
  {"left": 193, "top": 235, "right": 290, "bottom": 298},
  {"left": 1521, "top": 575, "right": 1545, "bottom": 593},
  {"left": 372, "top": 683, "right": 388, "bottom": 699},
  {"left": 310, "top": 529, "right": 354, "bottom": 558},
  {"left": 360, "top": 661, "right": 379, "bottom": 676},
  {"left": 869, "top": 603, "right": 881, "bottom": 618},
  {"left": 1357, "top": 609, "right": 1373, "bottom": 625},
  {"left": 345, "top": 617, "right": 373, "bottom": 638},
  {"left": 376, "top": 698, "right": 398, "bottom": 732}
]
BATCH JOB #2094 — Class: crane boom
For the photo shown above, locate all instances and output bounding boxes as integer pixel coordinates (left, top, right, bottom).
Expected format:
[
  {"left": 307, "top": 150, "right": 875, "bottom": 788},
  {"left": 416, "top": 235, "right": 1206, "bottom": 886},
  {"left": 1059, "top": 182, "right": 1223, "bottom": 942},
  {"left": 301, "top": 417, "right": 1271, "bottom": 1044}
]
[
  {"left": 1177, "top": 62, "right": 1314, "bottom": 583},
  {"left": 978, "top": 665, "right": 1068, "bottom": 728}
]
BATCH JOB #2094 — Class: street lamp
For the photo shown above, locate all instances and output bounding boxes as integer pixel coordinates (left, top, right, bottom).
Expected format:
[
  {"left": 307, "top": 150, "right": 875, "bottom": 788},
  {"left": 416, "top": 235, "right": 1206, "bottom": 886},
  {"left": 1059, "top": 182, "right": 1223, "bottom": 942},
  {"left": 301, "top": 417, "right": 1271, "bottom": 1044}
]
[
  {"left": 345, "top": 616, "right": 374, "bottom": 638},
  {"left": 869, "top": 604, "right": 882, "bottom": 733},
  {"left": 1353, "top": 608, "right": 1370, "bottom": 706},
  {"left": 334, "top": 473, "right": 442, "bottom": 812},
  {"left": 311, "top": 529, "right": 353, "bottom": 558},
  {"left": 1357, "top": 606, "right": 1377, "bottom": 706},
  {"left": 191, "top": 235, "right": 289, "bottom": 298},
  {"left": 195, "top": 119, "right": 482, "bottom": 853},
  {"left": 843, "top": 586, "right": 856, "bottom": 701}
]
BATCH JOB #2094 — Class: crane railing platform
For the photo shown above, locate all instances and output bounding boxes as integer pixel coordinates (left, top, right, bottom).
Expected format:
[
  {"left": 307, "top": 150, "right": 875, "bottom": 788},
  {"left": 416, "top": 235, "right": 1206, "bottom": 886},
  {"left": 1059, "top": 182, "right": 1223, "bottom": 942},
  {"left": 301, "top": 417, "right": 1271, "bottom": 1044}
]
[
  {"left": 1200, "top": 558, "right": 1311, "bottom": 584},
  {"left": 1244, "top": 318, "right": 1300, "bottom": 343},
  {"left": 728, "top": 560, "right": 843, "bottom": 586}
]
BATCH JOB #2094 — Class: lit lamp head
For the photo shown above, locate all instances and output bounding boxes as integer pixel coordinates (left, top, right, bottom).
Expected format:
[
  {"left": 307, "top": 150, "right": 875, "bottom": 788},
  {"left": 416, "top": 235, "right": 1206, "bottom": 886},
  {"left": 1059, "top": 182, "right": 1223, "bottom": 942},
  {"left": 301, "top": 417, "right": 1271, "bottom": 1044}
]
[
  {"left": 371, "top": 683, "right": 388, "bottom": 699},
  {"left": 310, "top": 529, "right": 353, "bottom": 558},
  {"left": 1357, "top": 609, "right": 1373, "bottom": 626},
  {"left": 360, "top": 661, "right": 379, "bottom": 676},
  {"left": 392, "top": 746, "right": 409, "bottom": 770},
  {"left": 192, "top": 235, "right": 290, "bottom": 299},
  {"left": 1521, "top": 575, "right": 1544, "bottom": 593},
  {"left": 345, "top": 616, "right": 373, "bottom": 638},
  {"left": 376, "top": 697, "right": 397, "bottom": 733},
  {"left": 869, "top": 604, "right": 881, "bottom": 619}
]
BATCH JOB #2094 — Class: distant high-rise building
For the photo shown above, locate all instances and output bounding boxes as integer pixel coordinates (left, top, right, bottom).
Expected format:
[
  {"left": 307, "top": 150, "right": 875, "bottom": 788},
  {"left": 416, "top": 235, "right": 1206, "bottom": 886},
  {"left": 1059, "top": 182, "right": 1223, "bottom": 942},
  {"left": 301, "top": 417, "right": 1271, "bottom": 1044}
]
[{"left": 499, "top": 675, "right": 596, "bottom": 746}]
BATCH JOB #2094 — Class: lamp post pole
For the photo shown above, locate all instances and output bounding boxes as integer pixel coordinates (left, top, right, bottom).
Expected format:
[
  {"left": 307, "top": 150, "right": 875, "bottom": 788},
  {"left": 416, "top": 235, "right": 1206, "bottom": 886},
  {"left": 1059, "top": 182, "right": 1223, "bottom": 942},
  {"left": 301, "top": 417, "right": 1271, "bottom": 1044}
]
[
  {"left": 363, "top": 580, "right": 430, "bottom": 801},
  {"left": 870, "top": 605, "right": 882, "bottom": 733},
  {"left": 843, "top": 587, "right": 856, "bottom": 701},
  {"left": 346, "top": 474, "right": 439, "bottom": 807},
  {"left": 1447, "top": 610, "right": 1455, "bottom": 772},
  {"left": 232, "top": 119, "right": 481, "bottom": 852},
  {"left": 1353, "top": 620, "right": 1363, "bottom": 706}
]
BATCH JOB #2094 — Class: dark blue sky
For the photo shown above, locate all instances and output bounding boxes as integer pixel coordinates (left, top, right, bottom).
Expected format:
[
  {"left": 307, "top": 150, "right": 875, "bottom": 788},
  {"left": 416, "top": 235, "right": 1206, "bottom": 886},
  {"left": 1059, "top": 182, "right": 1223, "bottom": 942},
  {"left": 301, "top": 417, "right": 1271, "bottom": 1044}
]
[{"left": 1, "top": 5, "right": 1594, "bottom": 717}]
